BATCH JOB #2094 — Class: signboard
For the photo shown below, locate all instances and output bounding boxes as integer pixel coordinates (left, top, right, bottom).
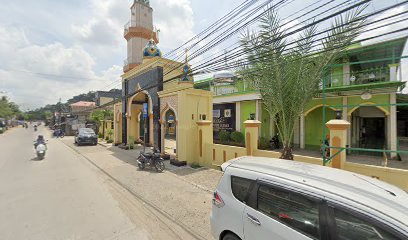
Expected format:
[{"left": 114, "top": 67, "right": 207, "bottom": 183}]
[
  {"left": 213, "top": 109, "right": 221, "bottom": 118},
  {"left": 213, "top": 103, "right": 236, "bottom": 139},
  {"left": 168, "top": 114, "right": 174, "bottom": 123},
  {"left": 143, "top": 103, "right": 148, "bottom": 119},
  {"left": 224, "top": 109, "right": 232, "bottom": 118}
]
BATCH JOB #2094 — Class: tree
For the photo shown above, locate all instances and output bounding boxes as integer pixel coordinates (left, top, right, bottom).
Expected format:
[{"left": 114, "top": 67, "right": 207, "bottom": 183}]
[
  {"left": 240, "top": 6, "right": 367, "bottom": 159},
  {"left": 0, "top": 96, "right": 22, "bottom": 119}
]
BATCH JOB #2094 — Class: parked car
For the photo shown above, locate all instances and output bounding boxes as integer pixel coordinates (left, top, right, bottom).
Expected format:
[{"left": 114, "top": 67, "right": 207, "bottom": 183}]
[
  {"left": 210, "top": 157, "right": 408, "bottom": 240},
  {"left": 75, "top": 128, "right": 98, "bottom": 146}
]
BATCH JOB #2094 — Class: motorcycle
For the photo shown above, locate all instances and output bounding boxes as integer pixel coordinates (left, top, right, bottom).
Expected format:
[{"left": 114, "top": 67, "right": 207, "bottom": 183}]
[
  {"left": 34, "top": 141, "right": 47, "bottom": 160},
  {"left": 270, "top": 134, "right": 281, "bottom": 150},
  {"left": 137, "top": 148, "right": 165, "bottom": 172}
]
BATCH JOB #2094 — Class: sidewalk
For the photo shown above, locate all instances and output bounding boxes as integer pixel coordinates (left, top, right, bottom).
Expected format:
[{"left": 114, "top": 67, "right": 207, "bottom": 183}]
[
  {"left": 63, "top": 137, "right": 222, "bottom": 240},
  {"left": 97, "top": 139, "right": 222, "bottom": 192}
]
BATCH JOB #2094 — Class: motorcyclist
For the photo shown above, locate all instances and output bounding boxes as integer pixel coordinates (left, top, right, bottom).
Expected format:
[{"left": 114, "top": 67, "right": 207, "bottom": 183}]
[{"left": 34, "top": 135, "right": 46, "bottom": 149}]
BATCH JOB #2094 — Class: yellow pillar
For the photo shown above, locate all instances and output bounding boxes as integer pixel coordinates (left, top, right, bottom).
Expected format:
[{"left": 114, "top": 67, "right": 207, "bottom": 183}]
[
  {"left": 244, "top": 120, "right": 262, "bottom": 156},
  {"left": 197, "top": 120, "right": 213, "bottom": 167},
  {"left": 326, "top": 119, "right": 350, "bottom": 169}
]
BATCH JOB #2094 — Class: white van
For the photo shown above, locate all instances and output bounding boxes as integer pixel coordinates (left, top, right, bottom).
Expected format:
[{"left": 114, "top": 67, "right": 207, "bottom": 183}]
[{"left": 210, "top": 157, "right": 408, "bottom": 240}]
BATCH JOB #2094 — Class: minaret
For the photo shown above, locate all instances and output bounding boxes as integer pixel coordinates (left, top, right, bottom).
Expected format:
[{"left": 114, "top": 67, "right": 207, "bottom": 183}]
[{"left": 123, "top": 0, "right": 159, "bottom": 73}]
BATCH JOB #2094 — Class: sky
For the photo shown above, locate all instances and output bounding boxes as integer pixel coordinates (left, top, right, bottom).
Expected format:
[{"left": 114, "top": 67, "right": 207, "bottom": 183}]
[{"left": 0, "top": 0, "right": 407, "bottom": 110}]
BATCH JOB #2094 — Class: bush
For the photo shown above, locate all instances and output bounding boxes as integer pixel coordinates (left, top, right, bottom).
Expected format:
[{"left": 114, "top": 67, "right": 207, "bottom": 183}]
[
  {"left": 98, "top": 132, "right": 103, "bottom": 138},
  {"left": 230, "top": 131, "right": 244, "bottom": 143},
  {"left": 259, "top": 137, "right": 270, "bottom": 150},
  {"left": 219, "top": 130, "right": 230, "bottom": 143},
  {"left": 107, "top": 139, "right": 113, "bottom": 143},
  {"left": 191, "top": 162, "right": 202, "bottom": 169},
  {"left": 105, "top": 136, "right": 109, "bottom": 141},
  {"left": 128, "top": 136, "right": 135, "bottom": 149},
  {"left": 0, "top": 128, "right": 4, "bottom": 134}
]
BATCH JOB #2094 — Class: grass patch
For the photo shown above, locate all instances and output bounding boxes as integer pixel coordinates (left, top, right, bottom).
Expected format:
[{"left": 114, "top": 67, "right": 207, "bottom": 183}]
[{"left": 191, "top": 163, "right": 202, "bottom": 169}]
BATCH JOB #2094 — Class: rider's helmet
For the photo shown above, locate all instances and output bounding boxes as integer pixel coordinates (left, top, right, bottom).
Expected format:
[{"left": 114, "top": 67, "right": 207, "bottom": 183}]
[{"left": 38, "top": 135, "right": 44, "bottom": 141}]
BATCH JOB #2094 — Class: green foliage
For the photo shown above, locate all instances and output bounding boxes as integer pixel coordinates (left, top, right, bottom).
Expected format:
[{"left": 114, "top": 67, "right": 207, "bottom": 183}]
[
  {"left": 240, "top": 6, "right": 367, "bottom": 159},
  {"left": 107, "top": 139, "right": 113, "bottom": 143},
  {"left": 128, "top": 136, "right": 135, "bottom": 148},
  {"left": 0, "top": 128, "right": 4, "bottom": 134},
  {"left": 219, "top": 130, "right": 230, "bottom": 143},
  {"left": 98, "top": 132, "right": 103, "bottom": 138},
  {"left": 230, "top": 131, "right": 245, "bottom": 143},
  {"left": 191, "top": 162, "right": 202, "bottom": 169},
  {"left": 0, "top": 96, "right": 22, "bottom": 119},
  {"left": 66, "top": 91, "right": 96, "bottom": 105},
  {"left": 107, "top": 129, "right": 114, "bottom": 140},
  {"left": 105, "top": 136, "right": 109, "bottom": 141},
  {"left": 259, "top": 137, "right": 270, "bottom": 150},
  {"left": 90, "top": 110, "right": 104, "bottom": 123}
]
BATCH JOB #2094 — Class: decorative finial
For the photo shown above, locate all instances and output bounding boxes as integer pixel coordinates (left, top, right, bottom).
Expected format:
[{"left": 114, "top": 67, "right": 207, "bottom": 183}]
[{"left": 182, "top": 48, "right": 191, "bottom": 81}]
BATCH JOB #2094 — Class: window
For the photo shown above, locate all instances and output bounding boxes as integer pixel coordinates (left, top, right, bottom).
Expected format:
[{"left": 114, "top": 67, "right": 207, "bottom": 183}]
[
  {"left": 333, "top": 208, "right": 399, "bottom": 240},
  {"left": 257, "top": 185, "right": 320, "bottom": 239},
  {"left": 231, "top": 176, "right": 254, "bottom": 203}
]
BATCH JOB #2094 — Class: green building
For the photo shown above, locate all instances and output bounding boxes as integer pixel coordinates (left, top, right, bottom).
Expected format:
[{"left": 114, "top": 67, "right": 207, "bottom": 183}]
[{"left": 194, "top": 37, "right": 407, "bottom": 155}]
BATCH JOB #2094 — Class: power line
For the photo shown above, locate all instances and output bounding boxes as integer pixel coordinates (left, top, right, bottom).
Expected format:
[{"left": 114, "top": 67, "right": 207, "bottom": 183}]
[{"left": 191, "top": 0, "right": 407, "bottom": 73}]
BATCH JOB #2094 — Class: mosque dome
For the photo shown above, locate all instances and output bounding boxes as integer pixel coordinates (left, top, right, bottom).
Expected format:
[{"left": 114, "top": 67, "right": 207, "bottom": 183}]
[{"left": 143, "top": 39, "right": 162, "bottom": 57}]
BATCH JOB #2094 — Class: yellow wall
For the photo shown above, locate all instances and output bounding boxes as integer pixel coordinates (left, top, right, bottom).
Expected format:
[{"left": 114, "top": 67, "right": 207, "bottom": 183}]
[
  {"left": 344, "top": 162, "right": 408, "bottom": 191},
  {"left": 100, "top": 97, "right": 114, "bottom": 106},
  {"left": 113, "top": 102, "right": 122, "bottom": 145},
  {"left": 209, "top": 143, "right": 247, "bottom": 167},
  {"left": 206, "top": 144, "right": 408, "bottom": 190},
  {"left": 176, "top": 88, "right": 212, "bottom": 163}
]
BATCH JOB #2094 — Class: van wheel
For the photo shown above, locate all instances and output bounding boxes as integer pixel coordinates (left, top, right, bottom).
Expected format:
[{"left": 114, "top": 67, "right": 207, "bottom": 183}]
[{"left": 223, "top": 233, "right": 241, "bottom": 240}]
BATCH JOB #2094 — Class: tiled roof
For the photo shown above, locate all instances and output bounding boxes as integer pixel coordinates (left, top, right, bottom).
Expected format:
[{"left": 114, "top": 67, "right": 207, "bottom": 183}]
[{"left": 70, "top": 101, "right": 95, "bottom": 107}]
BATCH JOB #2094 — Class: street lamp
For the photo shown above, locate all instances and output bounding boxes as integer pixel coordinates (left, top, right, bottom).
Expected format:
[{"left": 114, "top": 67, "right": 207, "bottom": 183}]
[
  {"left": 249, "top": 113, "right": 255, "bottom": 120},
  {"left": 335, "top": 110, "right": 342, "bottom": 120}
]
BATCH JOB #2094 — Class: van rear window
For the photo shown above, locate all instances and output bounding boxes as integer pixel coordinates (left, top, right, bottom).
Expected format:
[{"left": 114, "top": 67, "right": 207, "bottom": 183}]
[{"left": 231, "top": 176, "right": 254, "bottom": 203}]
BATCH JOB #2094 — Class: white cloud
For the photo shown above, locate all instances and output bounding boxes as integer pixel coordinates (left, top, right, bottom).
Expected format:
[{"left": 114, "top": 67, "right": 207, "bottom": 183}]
[
  {"left": 0, "top": 25, "right": 119, "bottom": 109},
  {"left": 358, "top": 6, "right": 408, "bottom": 45},
  {"left": 152, "top": 0, "right": 195, "bottom": 50},
  {"left": 71, "top": 0, "right": 129, "bottom": 47}
]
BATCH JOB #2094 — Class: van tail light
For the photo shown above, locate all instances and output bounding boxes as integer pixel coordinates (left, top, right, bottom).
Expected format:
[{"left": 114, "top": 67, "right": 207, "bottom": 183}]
[{"left": 212, "top": 191, "right": 225, "bottom": 208}]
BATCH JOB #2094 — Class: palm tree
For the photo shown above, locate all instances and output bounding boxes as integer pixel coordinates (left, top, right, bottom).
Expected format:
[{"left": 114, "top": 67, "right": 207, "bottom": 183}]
[{"left": 240, "top": 5, "right": 367, "bottom": 159}]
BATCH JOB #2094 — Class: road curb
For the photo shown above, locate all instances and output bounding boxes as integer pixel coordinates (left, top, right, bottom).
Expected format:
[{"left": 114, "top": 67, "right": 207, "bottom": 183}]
[{"left": 97, "top": 142, "right": 108, "bottom": 148}]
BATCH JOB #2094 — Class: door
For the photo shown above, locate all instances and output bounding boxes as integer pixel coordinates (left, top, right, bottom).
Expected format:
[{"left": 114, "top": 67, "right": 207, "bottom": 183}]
[{"left": 243, "top": 184, "right": 321, "bottom": 240}]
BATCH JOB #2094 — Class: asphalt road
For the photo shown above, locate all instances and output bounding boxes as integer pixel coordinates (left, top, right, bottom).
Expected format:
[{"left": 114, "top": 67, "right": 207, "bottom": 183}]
[{"left": 0, "top": 126, "right": 151, "bottom": 240}]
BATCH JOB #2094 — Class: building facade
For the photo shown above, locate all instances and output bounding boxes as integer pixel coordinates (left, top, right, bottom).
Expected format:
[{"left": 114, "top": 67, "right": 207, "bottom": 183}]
[{"left": 194, "top": 37, "right": 407, "bottom": 156}]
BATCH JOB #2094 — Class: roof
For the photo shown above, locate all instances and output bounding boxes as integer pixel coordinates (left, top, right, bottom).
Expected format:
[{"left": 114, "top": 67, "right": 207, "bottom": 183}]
[
  {"left": 70, "top": 101, "right": 95, "bottom": 107},
  {"left": 222, "top": 157, "right": 408, "bottom": 230}
]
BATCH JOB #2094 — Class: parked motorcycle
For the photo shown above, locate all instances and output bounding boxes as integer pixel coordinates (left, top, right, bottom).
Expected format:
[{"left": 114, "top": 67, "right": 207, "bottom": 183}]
[
  {"left": 137, "top": 148, "right": 165, "bottom": 172},
  {"left": 270, "top": 134, "right": 281, "bottom": 150},
  {"left": 34, "top": 141, "right": 47, "bottom": 160}
]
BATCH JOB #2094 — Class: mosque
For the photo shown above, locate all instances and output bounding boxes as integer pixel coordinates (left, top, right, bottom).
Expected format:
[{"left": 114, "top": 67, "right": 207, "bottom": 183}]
[{"left": 114, "top": 0, "right": 213, "bottom": 163}]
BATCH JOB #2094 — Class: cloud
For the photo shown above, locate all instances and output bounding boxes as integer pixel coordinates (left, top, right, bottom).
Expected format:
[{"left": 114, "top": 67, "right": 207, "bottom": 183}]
[
  {"left": 0, "top": 25, "right": 119, "bottom": 109},
  {"left": 358, "top": 6, "right": 408, "bottom": 45},
  {"left": 152, "top": 0, "right": 195, "bottom": 50},
  {"left": 71, "top": 0, "right": 128, "bottom": 47}
]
